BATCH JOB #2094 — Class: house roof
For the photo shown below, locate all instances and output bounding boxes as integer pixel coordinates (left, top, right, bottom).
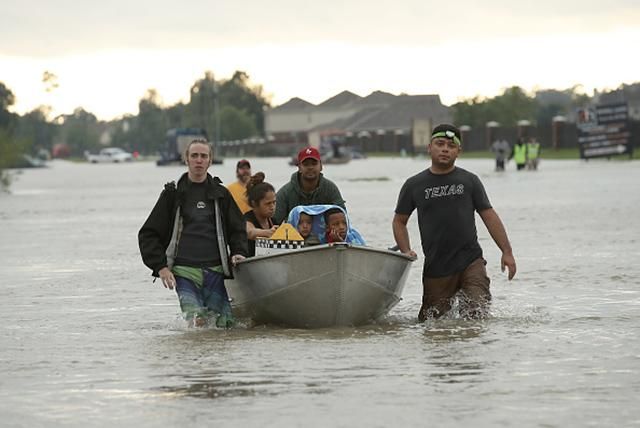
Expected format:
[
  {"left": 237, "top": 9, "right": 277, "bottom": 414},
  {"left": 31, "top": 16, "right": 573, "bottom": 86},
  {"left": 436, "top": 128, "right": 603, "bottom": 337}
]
[
  {"left": 312, "top": 94, "right": 450, "bottom": 132},
  {"left": 317, "top": 90, "right": 362, "bottom": 108},
  {"left": 272, "top": 97, "right": 315, "bottom": 111}
]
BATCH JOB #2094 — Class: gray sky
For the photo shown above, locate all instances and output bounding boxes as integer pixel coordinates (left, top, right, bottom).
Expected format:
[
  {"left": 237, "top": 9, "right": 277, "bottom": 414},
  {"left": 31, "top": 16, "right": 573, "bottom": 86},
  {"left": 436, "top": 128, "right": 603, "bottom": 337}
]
[
  {"left": 2, "top": 0, "right": 639, "bottom": 118},
  {"left": 4, "top": 0, "right": 639, "bottom": 55}
]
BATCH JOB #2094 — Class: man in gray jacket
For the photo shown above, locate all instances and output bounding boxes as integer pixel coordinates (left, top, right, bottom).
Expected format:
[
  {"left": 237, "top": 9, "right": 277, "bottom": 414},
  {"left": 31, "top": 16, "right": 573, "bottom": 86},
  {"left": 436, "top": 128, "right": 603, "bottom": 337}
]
[{"left": 274, "top": 146, "right": 346, "bottom": 224}]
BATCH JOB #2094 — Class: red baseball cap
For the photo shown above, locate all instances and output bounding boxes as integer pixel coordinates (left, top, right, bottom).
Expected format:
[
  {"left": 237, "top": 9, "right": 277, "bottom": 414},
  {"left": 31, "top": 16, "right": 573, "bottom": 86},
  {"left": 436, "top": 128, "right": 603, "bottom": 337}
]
[
  {"left": 236, "top": 159, "right": 251, "bottom": 169},
  {"left": 297, "top": 147, "right": 321, "bottom": 163}
]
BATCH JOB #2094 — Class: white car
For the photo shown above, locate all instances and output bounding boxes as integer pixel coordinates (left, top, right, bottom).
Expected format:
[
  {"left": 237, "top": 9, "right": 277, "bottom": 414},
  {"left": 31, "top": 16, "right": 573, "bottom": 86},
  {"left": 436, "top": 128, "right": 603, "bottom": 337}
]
[{"left": 86, "top": 147, "right": 133, "bottom": 163}]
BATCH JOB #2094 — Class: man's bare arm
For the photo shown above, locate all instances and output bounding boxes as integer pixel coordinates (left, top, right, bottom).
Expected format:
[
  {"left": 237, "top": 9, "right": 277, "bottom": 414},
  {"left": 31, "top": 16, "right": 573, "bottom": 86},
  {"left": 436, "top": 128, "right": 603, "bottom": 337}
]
[
  {"left": 392, "top": 213, "right": 417, "bottom": 258},
  {"left": 479, "top": 208, "right": 516, "bottom": 280}
]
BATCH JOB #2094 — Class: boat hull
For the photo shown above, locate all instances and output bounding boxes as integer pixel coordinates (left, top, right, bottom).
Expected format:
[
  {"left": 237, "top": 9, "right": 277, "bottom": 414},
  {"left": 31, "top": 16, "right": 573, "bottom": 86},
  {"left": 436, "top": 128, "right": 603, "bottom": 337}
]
[{"left": 227, "top": 244, "right": 413, "bottom": 328}]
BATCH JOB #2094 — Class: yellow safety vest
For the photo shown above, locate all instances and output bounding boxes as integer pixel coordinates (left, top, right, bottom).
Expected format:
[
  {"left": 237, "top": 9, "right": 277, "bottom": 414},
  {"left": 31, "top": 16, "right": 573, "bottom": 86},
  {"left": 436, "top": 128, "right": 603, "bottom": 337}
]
[
  {"left": 513, "top": 144, "right": 527, "bottom": 164},
  {"left": 527, "top": 142, "right": 540, "bottom": 159}
]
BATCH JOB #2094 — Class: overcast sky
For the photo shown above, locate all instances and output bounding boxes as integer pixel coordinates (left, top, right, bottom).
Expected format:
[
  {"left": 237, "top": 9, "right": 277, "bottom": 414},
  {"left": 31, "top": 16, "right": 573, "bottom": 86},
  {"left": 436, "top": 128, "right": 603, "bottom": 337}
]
[{"left": 2, "top": 0, "right": 639, "bottom": 119}]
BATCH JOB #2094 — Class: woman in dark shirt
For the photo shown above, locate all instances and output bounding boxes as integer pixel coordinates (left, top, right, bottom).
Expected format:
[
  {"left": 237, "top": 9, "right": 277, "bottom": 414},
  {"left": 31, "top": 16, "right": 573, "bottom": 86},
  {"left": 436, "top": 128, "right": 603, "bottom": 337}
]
[{"left": 243, "top": 172, "right": 277, "bottom": 256}]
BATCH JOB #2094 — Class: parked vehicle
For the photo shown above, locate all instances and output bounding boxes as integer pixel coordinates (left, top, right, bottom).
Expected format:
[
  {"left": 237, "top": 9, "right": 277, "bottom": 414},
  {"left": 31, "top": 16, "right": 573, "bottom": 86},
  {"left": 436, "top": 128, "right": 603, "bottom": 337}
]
[
  {"left": 6, "top": 154, "right": 47, "bottom": 169},
  {"left": 85, "top": 147, "right": 133, "bottom": 163}
]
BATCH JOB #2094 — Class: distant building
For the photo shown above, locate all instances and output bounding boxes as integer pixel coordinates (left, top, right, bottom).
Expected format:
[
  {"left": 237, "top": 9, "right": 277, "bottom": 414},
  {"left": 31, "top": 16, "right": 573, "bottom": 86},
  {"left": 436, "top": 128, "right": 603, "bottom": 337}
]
[
  {"left": 264, "top": 90, "right": 452, "bottom": 154},
  {"left": 535, "top": 89, "right": 573, "bottom": 108},
  {"left": 597, "top": 83, "right": 640, "bottom": 120}
]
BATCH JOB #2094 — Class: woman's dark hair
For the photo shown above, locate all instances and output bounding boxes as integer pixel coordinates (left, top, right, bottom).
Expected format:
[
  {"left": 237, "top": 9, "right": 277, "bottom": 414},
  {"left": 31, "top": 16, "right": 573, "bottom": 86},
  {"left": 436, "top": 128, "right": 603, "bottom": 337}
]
[{"left": 246, "top": 172, "right": 275, "bottom": 207}]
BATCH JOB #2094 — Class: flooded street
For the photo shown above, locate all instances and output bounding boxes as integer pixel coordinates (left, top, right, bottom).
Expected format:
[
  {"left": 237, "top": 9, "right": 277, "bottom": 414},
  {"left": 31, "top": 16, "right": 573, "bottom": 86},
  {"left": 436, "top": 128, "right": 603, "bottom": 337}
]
[{"left": 1, "top": 156, "right": 639, "bottom": 427}]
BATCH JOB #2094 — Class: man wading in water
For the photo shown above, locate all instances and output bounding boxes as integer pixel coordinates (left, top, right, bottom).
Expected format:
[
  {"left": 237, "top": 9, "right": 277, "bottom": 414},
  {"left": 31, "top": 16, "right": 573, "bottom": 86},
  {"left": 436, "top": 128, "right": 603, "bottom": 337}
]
[
  {"left": 392, "top": 124, "right": 517, "bottom": 320},
  {"left": 138, "top": 139, "right": 247, "bottom": 327}
]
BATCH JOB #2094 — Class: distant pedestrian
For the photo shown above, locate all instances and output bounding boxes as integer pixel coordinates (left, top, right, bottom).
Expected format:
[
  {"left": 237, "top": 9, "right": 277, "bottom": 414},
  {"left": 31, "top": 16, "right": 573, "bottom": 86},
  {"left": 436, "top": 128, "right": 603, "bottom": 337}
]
[
  {"left": 491, "top": 139, "right": 511, "bottom": 171},
  {"left": 392, "top": 124, "right": 516, "bottom": 320},
  {"left": 227, "top": 159, "right": 252, "bottom": 214},
  {"left": 526, "top": 138, "right": 541, "bottom": 170},
  {"left": 512, "top": 138, "right": 528, "bottom": 171}
]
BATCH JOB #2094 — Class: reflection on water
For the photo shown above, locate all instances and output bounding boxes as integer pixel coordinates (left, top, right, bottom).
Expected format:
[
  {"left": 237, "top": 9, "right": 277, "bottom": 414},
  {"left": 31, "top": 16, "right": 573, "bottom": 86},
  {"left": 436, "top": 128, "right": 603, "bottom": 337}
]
[
  {"left": 153, "top": 375, "right": 285, "bottom": 399},
  {"left": 2, "top": 159, "right": 640, "bottom": 426},
  {"left": 421, "top": 319, "right": 487, "bottom": 343}
]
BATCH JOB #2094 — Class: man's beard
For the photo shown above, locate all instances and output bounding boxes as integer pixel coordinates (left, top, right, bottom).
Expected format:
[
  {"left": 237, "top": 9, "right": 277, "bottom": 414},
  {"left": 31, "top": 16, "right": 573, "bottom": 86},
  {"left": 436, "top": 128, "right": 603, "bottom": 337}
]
[{"left": 237, "top": 172, "right": 251, "bottom": 183}]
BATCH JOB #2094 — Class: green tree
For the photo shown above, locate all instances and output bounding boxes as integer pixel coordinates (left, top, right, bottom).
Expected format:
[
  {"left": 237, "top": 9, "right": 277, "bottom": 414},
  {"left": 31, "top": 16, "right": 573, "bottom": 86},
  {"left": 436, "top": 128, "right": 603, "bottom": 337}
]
[
  {"left": 452, "top": 96, "right": 489, "bottom": 128},
  {"left": 165, "top": 102, "right": 187, "bottom": 129},
  {"left": 219, "top": 105, "right": 258, "bottom": 141},
  {"left": 0, "top": 82, "right": 19, "bottom": 189},
  {"left": 57, "top": 108, "right": 100, "bottom": 155},
  {"left": 185, "top": 71, "right": 218, "bottom": 142},
  {"left": 218, "top": 71, "right": 270, "bottom": 134},
  {"left": 453, "top": 86, "right": 538, "bottom": 128},
  {"left": 133, "top": 89, "right": 167, "bottom": 154},
  {"left": 184, "top": 70, "right": 271, "bottom": 143},
  {"left": 16, "top": 106, "right": 56, "bottom": 153},
  {"left": 107, "top": 116, "right": 135, "bottom": 152},
  {"left": 0, "top": 81, "right": 18, "bottom": 131}
]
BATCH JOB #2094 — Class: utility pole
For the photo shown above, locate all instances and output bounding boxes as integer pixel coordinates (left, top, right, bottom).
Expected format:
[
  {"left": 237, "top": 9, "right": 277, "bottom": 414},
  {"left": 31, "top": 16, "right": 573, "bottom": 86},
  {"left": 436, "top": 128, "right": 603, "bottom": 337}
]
[{"left": 213, "top": 79, "right": 221, "bottom": 148}]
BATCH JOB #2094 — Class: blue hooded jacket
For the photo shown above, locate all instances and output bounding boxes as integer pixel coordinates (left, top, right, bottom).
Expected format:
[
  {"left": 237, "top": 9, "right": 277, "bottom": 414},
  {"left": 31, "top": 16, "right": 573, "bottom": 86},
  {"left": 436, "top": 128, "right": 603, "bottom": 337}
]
[{"left": 287, "top": 204, "right": 366, "bottom": 245}]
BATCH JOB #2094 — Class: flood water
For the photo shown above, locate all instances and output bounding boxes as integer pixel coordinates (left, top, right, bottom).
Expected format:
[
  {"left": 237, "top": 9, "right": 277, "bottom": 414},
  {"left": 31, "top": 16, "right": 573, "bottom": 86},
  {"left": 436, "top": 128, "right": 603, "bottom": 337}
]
[{"left": 1, "top": 156, "right": 639, "bottom": 427}]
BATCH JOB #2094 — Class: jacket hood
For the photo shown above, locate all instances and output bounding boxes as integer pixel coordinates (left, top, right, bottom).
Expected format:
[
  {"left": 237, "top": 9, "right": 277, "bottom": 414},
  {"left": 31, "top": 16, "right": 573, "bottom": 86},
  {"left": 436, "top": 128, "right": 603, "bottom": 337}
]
[{"left": 286, "top": 204, "right": 365, "bottom": 245}]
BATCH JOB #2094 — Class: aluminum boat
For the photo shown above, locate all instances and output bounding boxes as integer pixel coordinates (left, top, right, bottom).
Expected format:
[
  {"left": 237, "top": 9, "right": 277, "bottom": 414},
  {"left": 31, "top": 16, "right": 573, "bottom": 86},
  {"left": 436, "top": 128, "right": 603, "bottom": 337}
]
[{"left": 227, "top": 243, "right": 414, "bottom": 328}]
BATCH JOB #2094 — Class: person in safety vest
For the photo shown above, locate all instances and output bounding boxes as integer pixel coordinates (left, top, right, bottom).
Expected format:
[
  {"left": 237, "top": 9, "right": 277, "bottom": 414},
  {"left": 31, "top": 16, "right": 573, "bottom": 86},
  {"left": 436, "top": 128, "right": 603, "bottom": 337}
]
[
  {"left": 526, "top": 137, "right": 541, "bottom": 170},
  {"left": 511, "top": 137, "right": 528, "bottom": 171}
]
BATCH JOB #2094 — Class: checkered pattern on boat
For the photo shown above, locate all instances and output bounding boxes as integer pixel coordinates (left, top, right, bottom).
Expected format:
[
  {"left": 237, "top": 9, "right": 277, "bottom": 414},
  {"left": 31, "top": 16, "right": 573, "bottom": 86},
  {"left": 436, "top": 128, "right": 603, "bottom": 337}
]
[
  {"left": 255, "top": 239, "right": 304, "bottom": 256},
  {"left": 256, "top": 239, "right": 303, "bottom": 249}
]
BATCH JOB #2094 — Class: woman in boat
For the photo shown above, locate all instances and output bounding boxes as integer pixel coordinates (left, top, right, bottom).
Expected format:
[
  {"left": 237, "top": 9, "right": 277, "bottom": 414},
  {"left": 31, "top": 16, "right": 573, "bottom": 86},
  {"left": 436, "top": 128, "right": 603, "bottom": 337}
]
[
  {"left": 287, "top": 204, "right": 366, "bottom": 245},
  {"left": 244, "top": 172, "right": 278, "bottom": 256}
]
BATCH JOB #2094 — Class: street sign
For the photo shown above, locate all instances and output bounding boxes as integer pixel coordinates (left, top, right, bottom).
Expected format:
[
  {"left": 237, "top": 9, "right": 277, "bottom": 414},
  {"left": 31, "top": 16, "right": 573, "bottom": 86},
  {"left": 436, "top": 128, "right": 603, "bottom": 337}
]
[{"left": 577, "top": 103, "right": 632, "bottom": 159}]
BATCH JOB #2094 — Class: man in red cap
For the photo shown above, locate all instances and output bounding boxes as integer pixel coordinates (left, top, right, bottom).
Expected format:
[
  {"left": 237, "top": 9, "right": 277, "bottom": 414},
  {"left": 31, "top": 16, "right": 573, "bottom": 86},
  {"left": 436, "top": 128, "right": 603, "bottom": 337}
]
[
  {"left": 274, "top": 146, "right": 345, "bottom": 224},
  {"left": 227, "top": 159, "right": 252, "bottom": 214}
]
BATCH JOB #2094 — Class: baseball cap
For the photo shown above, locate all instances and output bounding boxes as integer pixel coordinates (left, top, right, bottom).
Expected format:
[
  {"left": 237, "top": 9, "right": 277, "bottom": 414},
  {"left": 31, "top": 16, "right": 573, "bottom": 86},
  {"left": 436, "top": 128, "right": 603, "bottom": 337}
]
[
  {"left": 297, "top": 147, "right": 321, "bottom": 163},
  {"left": 236, "top": 159, "right": 251, "bottom": 169},
  {"left": 431, "top": 124, "right": 462, "bottom": 146}
]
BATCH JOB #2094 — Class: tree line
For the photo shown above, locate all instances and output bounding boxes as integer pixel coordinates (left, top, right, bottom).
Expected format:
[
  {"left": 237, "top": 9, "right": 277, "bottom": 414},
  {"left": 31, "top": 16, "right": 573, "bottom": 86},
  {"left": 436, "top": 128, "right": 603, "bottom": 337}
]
[
  {"left": 451, "top": 85, "right": 593, "bottom": 129},
  {"left": 0, "top": 70, "right": 270, "bottom": 165},
  {"left": 1, "top": 70, "right": 634, "bottom": 189}
]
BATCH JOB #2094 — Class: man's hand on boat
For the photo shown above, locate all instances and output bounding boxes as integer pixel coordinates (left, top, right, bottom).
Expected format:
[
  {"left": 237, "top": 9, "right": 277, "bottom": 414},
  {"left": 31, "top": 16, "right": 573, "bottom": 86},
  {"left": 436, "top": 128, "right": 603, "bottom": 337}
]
[
  {"left": 403, "top": 249, "right": 418, "bottom": 259},
  {"left": 158, "top": 267, "right": 176, "bottom": 290},
  {"left": 231, "top": 254, "right": 246, "bottom": 266},
  {"left": 387, "top": 244, "right": 418, "bottom": 260}
]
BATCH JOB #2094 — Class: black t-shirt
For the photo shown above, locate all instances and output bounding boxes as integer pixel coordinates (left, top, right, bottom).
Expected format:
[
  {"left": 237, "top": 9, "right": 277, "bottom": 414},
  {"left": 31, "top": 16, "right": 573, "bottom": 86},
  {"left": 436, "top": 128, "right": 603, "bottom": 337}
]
[
  {"left": 395, "top": 167, "right": 492, "bottom": 277},
  {"left": 175, "top": 181, "right": 220, "bottom": 267},
  {"left": 244, "top": 210, "right": 273, "bottom": 257}
]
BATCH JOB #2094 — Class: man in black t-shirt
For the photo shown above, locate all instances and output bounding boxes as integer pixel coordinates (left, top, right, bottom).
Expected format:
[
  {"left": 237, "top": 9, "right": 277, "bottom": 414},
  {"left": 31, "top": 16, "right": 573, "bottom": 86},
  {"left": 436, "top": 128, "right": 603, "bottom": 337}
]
[{"left": 393, "top": 124, "right": 516, "bottom": 320}]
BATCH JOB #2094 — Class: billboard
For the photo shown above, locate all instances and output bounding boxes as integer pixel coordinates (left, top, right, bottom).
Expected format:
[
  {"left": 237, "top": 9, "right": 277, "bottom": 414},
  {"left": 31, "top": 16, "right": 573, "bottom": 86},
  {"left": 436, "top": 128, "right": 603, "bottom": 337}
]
[{"left": 577, "top": 103, "right": 632, "bottom": 159}]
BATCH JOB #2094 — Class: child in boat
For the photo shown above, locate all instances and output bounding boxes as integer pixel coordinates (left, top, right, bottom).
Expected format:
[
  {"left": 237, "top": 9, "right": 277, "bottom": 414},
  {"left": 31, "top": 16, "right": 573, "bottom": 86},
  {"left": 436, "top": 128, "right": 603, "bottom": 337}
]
[
  {"left": 287, "top": 204, "right": 366, "bottom": 246},
  {"left": 324, "top": 208, "right": 348, "bottom": 243},
  {"left": 297, "top": 212, "right": 321, "bottom": 245}
]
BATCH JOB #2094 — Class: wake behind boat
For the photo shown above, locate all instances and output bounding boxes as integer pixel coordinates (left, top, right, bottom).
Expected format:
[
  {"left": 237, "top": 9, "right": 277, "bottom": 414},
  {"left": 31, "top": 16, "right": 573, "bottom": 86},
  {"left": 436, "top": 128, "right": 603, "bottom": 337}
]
[{"left": 227, "top": 243, "right": 414, "bottom": 328}]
